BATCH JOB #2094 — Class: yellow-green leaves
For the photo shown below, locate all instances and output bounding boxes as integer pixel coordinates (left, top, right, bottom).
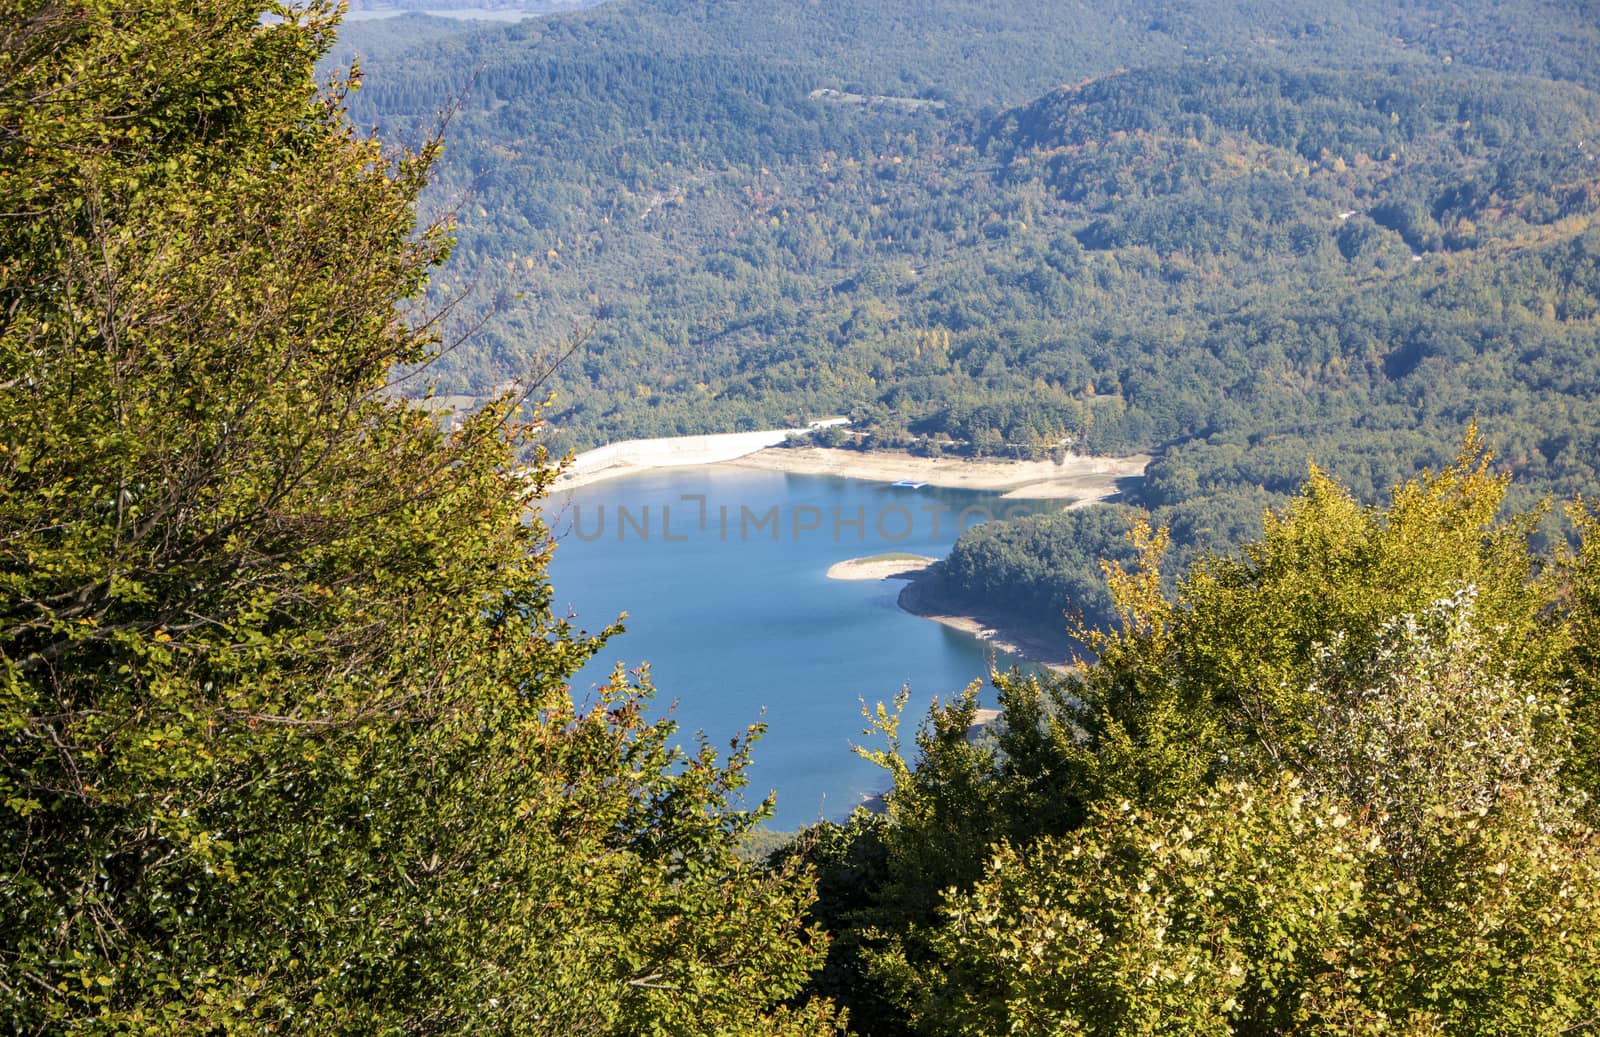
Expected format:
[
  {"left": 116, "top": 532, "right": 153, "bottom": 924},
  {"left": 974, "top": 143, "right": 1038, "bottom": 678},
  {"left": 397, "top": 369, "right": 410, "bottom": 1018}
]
[
  {"left": 1, "top": 2, "right": 837, "bottom": 1032},
  {"left": 820, "top": 430, "right": 1600, "bottom": 1034}
]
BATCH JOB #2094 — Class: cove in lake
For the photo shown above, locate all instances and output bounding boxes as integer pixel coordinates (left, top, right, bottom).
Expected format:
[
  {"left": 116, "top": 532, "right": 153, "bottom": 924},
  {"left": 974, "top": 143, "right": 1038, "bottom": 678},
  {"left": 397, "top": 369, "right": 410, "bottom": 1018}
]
[{"left": 545, "top": 466, "right": 1055, "bottom": 829}]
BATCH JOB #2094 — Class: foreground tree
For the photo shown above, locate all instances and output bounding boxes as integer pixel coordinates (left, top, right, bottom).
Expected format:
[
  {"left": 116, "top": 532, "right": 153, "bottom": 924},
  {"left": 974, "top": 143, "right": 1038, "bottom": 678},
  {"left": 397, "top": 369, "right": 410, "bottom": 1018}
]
[
  {"left": 925, "top": 593, "right": 1600, "bottom": 1034},
  {"left": 800, "top": 438, "right": 1598, "bottom": 1033},
  {"left": 1062, "top": 429, "right": 1558, "bottom": 815},
  {"left": 1564, "top": 499, "right": 1600, "bottom": 807},
  {"left": 0, "top": 2, "right": 834, "bottom": 1031}
]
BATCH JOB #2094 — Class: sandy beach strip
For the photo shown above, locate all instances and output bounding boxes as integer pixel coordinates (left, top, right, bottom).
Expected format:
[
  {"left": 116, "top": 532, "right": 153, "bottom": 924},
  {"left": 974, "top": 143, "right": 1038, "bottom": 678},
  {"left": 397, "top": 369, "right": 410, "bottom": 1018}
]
[
  {"left": 549, "top": 426, "right": 1146, "bottom": 500},
  {"left": 551, "top": 427, "right": 822, "bottom": 491},
  {"left": 724, "top": 446, "right": 1148, "bottom": 502},
  {"left": 825, "top": 554, "right": 938, "bottom": 581}
]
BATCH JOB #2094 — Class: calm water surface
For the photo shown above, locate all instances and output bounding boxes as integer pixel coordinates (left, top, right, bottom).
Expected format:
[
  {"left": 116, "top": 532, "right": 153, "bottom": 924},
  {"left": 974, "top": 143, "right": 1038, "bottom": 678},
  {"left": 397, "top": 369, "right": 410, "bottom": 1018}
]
[{"left": 545, "top": 467, "right": 1050, "bottom": 828}]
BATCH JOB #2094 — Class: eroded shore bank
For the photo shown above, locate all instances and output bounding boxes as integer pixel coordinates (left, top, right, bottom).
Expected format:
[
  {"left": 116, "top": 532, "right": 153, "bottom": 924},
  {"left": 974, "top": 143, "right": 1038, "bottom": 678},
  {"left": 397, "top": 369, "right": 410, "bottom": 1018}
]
[
  {"left": 895, "top": 568, "right": 1077, "bottom": 674},
  {"left": 725, "top": 446, "right": 1147, "bottom": 502},
  {"left": 826, "top": 553, "right": 1077, "bottom": 673},
  {"left": 551, "top": 429, "right": 1147, "bottom": 502}
]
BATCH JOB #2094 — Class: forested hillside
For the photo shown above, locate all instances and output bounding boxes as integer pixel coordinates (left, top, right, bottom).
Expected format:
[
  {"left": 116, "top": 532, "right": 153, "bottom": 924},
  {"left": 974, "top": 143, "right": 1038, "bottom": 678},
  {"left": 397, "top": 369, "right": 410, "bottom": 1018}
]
[{"left": 341, "top": 0, "right": 1600, "bottom": 610}]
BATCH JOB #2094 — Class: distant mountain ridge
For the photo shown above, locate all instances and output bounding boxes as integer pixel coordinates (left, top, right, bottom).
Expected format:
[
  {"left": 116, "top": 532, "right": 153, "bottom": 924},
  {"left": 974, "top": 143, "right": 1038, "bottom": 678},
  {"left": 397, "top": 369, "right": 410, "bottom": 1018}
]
[{"left": 340, "top": 0, "right": 1600, "bottom": 108}]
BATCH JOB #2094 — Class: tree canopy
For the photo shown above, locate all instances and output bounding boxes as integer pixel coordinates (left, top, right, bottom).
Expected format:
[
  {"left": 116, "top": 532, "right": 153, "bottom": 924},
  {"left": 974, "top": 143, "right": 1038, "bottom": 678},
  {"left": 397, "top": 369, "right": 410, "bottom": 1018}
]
[
  {"left": 0, "top": 2, "right": 836, "bottom": 1031},
  {"left": 789, "top": 437, "right": 1600, "bottom": 1033}
]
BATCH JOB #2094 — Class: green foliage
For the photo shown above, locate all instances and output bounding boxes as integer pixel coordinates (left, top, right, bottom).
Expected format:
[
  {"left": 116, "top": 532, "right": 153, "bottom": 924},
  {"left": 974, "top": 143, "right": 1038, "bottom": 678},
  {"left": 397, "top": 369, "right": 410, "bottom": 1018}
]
[
  {"left": 1564, "top": 500, "right": 1600, "bottom": 809},
  {"left": 766, "top": 811, "right": 899, "bottom": 1036},
  {"left": 793, "top": 675, "right": 1091, "bottom": 1030},
  {"left": 855, "top": 685, "right": 1007, "bottom": 926},
  {"left": 931, "top": 777, "right": 1369, "bottom": 1036},
  {"left": 0, "top": 2, "right": 836, "bottom": 1031},
  {"left": 943, "top": 506, "right": 1138, "bottom": 632},
  {"left": 1068, "top": 429, "right": 1555, "bottom": 812},
  {"left": 801, "top": 436, "right": 1600, "bottom": 1033},
  {"left": 1304, "top": 587, "right": 1575, "bottom": 869},
  {"left": 924, "top": 593, "right": 1600, "bottom": 1035}
]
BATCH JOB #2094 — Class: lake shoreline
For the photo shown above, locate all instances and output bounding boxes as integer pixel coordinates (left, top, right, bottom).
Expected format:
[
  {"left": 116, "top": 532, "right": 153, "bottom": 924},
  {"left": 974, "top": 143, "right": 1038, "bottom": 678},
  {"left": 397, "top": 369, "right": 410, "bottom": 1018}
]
[
  {"left": 828, "top": 553, "right": 1078, "bottom": 673},
  {"left": 727, "top": 445, "right": 1147, "bottom": 502},
  {"left": 551, "top": 429, "right": 1147, "bottom": 501},
  {"left": 551, "top": 427, "right": 818, "bottom": 491},
  {"left": 895, "top": 567, "right": 1078, "bottom": 674}
]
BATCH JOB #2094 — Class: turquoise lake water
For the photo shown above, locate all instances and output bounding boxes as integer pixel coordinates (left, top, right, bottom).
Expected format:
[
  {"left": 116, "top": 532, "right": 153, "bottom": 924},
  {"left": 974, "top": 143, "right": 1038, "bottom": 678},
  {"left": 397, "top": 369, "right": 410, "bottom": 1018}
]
[{"left": 544, "top": 467, "right": 1051, "bottom": 828}]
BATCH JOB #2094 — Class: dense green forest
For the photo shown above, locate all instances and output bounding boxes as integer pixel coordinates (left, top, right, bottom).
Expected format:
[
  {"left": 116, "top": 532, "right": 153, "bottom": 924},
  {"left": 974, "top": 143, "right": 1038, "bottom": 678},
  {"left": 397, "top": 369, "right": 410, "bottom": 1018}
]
[{"left": 339, "top": 0, "right": 1600, "bottom": 616}]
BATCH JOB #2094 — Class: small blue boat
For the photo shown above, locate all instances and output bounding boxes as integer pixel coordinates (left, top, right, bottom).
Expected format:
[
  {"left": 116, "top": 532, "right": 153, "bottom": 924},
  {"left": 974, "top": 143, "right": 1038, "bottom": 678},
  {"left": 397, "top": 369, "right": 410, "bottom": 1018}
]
[{"left": 889, "top": 480, "right": 927, "bottom": 489}]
